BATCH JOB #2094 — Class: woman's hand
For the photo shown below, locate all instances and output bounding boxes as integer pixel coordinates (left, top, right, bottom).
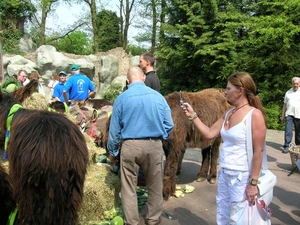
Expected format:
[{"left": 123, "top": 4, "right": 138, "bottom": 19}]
[
  {"left": 246, "top": 183, "right": 258, "bottom": 205},
  {"left": 181, "top": 102, "right": 195, "bottom": 118}
]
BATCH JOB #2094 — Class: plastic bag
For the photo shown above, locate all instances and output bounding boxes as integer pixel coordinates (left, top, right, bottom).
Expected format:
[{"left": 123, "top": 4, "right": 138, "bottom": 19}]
[{"left": 229, "top": 199, "right": 272, "bottom": 225}]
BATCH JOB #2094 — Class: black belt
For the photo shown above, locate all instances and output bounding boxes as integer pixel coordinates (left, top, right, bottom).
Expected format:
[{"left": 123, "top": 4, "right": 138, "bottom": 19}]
[{"left": 123, "top": 137, "right": 160, "bottom": 141}]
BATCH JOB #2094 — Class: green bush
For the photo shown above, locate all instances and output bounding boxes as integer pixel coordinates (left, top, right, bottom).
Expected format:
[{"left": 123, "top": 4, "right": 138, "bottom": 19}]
[
  {"left": 264, "top": 104, "right": 284, "bottom": 130},
  {"left": 102, "top": 83, "right": 124, "bottom": 102}
]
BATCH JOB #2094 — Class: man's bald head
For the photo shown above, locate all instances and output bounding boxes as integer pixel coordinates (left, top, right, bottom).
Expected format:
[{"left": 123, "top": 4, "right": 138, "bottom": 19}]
[{"left": 127, "top": 66, "right": 146, "bottom": 84}]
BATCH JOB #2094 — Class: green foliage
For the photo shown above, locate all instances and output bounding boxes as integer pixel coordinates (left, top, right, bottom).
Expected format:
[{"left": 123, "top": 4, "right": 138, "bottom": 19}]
[
  {"left": 48, "top": 31, "right": 93, "bottom": 55},
  {"left": 125, "top": 44, "right": 149, "bottom": 56},
  {"left": 0, "top": 0, "right": 35, "bottom": 54},
  {"left": 1, "top": 27, "right": 23, "bottom": 54},
  {"left": 102, "top": 83, "right": 124, "bottom": 103},
  {"left": 157, "top": 0, "right": 300, "bottom": 129},
  {"left": 96, "top": 10, "right": 121, "bottom": 52},
  {"left": 264, "top": 103, "right": 285, "bottom": 130}
]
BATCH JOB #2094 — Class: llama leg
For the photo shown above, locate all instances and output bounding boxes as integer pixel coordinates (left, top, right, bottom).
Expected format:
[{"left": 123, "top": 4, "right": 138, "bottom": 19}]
[
  {"left": 197, "top": 146, "right": 211, "bottom": 182},
  {"left": 176, "top": 148, "right": 186, "bottom": 175},
  {"left": 208, "top": 138, "right": 221, "bottom": 184},
  {"left": 163, "top": 146, "right": 181, "bottom": 200}
]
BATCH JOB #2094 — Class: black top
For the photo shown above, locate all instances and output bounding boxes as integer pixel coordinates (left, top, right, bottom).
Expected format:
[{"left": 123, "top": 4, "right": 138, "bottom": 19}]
[{"left": 144, "top": 71, "right": 161, "bottom": 93}]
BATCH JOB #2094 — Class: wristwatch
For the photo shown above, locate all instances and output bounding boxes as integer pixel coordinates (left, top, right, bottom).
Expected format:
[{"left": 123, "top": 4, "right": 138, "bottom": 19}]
[{"left": 249, "top": 178, "right": 259, "bottom": 186}]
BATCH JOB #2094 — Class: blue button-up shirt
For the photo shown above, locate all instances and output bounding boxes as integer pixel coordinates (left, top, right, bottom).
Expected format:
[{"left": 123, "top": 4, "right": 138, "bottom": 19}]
[{"left": 107, "top": 81, "right": 174, "bottom": 156}]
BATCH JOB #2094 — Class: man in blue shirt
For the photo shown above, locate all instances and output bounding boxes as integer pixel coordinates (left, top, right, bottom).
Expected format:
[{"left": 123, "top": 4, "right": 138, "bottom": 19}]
[
  {"left": 107, "top": 66, "right": 174, "bottom": 225},
  {"left": 63, "top": 64, "right": 95, "bottom": 102},
  {"left": 53, "top": 71, "right": 68, "bottom": 102}
]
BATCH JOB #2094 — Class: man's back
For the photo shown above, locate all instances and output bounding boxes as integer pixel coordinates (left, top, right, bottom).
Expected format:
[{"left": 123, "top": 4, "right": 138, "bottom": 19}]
[
  {"left": 144, "top": 71, "right": 161, "bottom": 92},
  {"left": 64, "top": 74, "right": 95, "bottom": 101},
  {"left": 112, "top": 81, "right": 171, "bottom": 140}
]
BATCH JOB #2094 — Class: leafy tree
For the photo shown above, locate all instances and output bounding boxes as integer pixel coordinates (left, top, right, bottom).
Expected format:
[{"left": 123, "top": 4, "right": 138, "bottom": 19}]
[
  {"left": 119, "top": 0, "right": 136, "bottom": 49},
  {"left": 96, "top": 9, "right": 121, "bottom": 52},
  {"left": 83, "top": 0, "right": 99, "bottom": 53},
  {"left": 134, "top": 0, "right": 161, "bottom": 52},
  {"left": 126, "top": 44, "right": 149, "bottom": 55},
  {"left": 48, "top": 31, "right": 93, "bottom": 55},
  {"left": 0, "top": 0, "right": 35, "bottom": 53},
  {"left": 158, "top": 0, "right": 231, "bottom": 93}
]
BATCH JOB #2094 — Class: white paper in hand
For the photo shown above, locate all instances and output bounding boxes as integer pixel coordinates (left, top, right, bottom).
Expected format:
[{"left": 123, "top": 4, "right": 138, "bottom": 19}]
[{"left": 296, "top": 159, "right": 300, "bottom": 169}]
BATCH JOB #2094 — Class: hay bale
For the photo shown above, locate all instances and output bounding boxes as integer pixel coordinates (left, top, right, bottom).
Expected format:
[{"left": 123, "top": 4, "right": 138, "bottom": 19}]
[
  {"left": 78, "top": 163, "right": 122, "bottom": 224},
  {"left": 22, "top": 92, "right": 49, "bottom": 110},
  {"left": 84, "top": 133, "right": 106, "bottom": 163}
]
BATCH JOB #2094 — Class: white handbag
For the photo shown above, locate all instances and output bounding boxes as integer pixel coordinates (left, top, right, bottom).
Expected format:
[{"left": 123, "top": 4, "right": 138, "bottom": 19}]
[{"left": 246, "top": 109, "right": 277, "bottom": 206}]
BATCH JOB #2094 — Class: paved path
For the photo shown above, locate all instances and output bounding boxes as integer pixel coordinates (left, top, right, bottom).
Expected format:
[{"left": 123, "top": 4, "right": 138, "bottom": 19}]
[{"left": 140, "top": 130, "right": 300, "bottom": 225}]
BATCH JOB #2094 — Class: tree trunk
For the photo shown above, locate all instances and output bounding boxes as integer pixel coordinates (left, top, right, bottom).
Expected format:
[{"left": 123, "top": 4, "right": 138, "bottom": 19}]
[
  {"left": 151, "top": 0, "right": 157, "bottom": 53},
  {"left": 39, "top": 2, "right": 48, "bottom": 46},
  {"left": 159, "top": 0, "right": 166, "bottom": 45}
]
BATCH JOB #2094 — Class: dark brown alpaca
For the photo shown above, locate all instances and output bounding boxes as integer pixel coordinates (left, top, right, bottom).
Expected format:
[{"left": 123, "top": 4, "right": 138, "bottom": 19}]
[
  {"left": 162, "top": 89, "right": 230, "bottom": 199},
  {"left": 0, "top": 163, "right": 16, "bottom": 225},
  {"left": 0, "top": 88, "right": 89, "bottom": 225}
]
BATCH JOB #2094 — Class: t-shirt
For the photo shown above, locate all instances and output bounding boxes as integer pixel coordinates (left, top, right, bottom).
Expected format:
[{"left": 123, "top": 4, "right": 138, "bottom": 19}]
[
  {"left": 63, "top": 74, "right": 95, "bottom": 101},
  {"left": 284, "top": 88, "right": 300, "bottom": 119}
]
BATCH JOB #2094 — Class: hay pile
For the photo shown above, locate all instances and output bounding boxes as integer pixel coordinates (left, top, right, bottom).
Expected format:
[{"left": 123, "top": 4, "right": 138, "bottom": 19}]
[
  {"left": 78, "top": 163, "right": 122, "bottom": 224},
  {"left": 21, "top": 92, "right": 49, "bottom": 110}
]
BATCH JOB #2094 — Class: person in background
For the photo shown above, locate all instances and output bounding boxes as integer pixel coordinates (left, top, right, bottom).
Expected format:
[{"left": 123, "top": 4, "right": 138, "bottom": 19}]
[
  {"left": 181, "top": 72, "right": 266, "bottom": 225},
  {"left": 139, "top": 52, "right": 161, "bottom": 92},
  {"left": 63, "top": 64, "right": 95, "bottom": 103},
  {"left": 19, "top": 70, "right": 30, "bottom": 86},
  {"left": 53, "top": 71, "right": 68, "bottom": 102},
  {"left": 281, "top": 77, "right": 300, "bottom": 153},
  {"left": 29, "top": 71, "right": 45, "bottom": 96},
  {"left": 107, "top": 66, "right": 174, "bottom": 225},
  {"left": 1, "top": 70, "right": 29, "bottom": 93},
  {"left": 48, "top": 73, "right": 59, "bottom": 100}
]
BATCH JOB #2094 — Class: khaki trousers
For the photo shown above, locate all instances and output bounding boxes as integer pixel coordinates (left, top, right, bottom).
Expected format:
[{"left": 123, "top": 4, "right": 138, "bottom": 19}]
[{"left": 120, "top": 139, "right": 164, "bottom": 225}]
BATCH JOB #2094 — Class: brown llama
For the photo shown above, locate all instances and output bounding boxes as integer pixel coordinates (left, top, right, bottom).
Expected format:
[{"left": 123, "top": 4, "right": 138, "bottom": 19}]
[
  {"left": 0, "top": 87, "right": 89, "bottom": 225},
  {"left": 162, "top": 89, "right": 231, "bottom": 199},
  {"left": 102, "top": 88, "right": 231, "bottom": 200}
]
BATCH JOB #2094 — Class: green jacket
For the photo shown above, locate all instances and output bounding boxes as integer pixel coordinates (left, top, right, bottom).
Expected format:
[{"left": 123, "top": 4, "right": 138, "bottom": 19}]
[{"left": 1, "top": 77, "right": 21, "bottom": 93}]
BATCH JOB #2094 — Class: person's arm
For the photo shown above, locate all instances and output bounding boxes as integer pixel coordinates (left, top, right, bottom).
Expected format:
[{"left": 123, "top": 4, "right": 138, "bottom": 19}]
[
  {"left": 281, "top": 103, "right": 286, "bottom": 122},
  {"left": 87, "top": 81, "right": 96, "bottom": 98},
  {"left": 181, "top": 102, "right": 224, "bottom": 139},
  {"left": 246, "top": 109, "right": 266, "bottom": 203},
  {"left": 107, "top": 105, "right": 121, "bottom": 163},
  {"left": 88, "top": 91, "right": 95, "bottom": 98}
]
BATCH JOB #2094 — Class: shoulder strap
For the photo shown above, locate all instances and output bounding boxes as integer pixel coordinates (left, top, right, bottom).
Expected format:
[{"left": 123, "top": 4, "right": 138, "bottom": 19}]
[{"left": 246, "top": 108, "right": 268, "bottom": 171}]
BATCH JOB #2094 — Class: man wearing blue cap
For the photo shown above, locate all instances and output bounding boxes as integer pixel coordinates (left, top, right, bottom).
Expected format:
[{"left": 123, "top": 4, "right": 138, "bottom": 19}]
[{"left": 63, "top": 64, "right": 95, "bottom": 103}]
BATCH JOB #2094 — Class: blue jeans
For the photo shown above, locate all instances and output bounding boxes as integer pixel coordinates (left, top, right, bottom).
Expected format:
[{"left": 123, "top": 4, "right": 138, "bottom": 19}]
[{"left": 284, "top": 115, "right": 300, "bottom": 148}]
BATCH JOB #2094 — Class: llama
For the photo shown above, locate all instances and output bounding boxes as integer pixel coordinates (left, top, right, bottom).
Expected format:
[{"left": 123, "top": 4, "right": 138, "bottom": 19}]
[{"left": 0, "top": 86, "right": 89, "bottom": 225}]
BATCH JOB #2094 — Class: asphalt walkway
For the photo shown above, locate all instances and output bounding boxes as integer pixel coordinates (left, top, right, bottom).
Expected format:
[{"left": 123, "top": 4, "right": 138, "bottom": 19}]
[{"left": 140, "top": 129, "right": 300, "bottom": 225}]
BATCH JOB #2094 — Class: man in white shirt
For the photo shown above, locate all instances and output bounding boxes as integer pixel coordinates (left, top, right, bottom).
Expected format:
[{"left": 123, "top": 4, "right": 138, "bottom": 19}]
[{"left": 281, "top": 77, "right": 300, "bottom": 153}]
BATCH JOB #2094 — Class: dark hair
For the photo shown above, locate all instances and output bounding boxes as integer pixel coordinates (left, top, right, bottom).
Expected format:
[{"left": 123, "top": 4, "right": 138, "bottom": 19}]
[
  {"left": 17, "top": 70, "right": 28, "bottom": 76},
  {"left": 141, "top": 52, "right": 155, "bottom": 66},
  {"left": 228, "top": 72, "right": 266, "bottom": 120}
]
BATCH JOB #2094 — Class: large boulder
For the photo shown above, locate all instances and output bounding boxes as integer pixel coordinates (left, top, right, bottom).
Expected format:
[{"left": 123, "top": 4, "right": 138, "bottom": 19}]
[
  {"left": 19, "top": 34, "right": 37, "bottom": 53},
  {"left": 5, "top": 55, "right": 38, "bottom": 76},
  {"left": 2, "top": 46, "right": 138, "bottom": 97},
  {"left": 97, "top": 55, "right": 119, "bottom": 98}
]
